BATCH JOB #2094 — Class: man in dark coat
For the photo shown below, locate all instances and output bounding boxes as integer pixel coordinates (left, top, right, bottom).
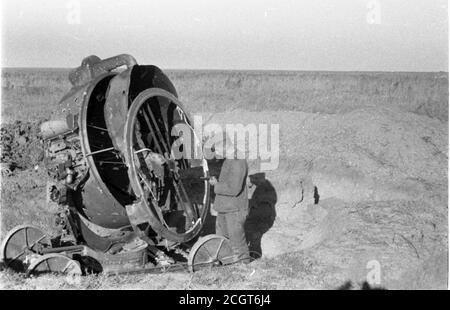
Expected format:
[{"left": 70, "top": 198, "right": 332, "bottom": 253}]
[{"left": 209, "top": 136, "right": 250, "bottom": 264}]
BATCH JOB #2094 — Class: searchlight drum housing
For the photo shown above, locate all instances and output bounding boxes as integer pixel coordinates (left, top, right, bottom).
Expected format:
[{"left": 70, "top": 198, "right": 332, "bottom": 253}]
[{"left": 1, "top": 55, "right": 234, "bottom": 276}]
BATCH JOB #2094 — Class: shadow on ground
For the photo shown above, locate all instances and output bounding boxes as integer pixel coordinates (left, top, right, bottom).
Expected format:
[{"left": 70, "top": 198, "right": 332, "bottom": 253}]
[
  {"left": 245, "top": 173, "right": 277, "bottom": 259},
  {"left": 337, "top": 281, "right": 387, "bottom": 290}
]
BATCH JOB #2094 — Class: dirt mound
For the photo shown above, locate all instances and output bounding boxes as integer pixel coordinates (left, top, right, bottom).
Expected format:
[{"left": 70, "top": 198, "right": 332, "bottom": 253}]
[
  {"left": 204, "top": 108, "right": 447, "bottom": 288},
  {"left": 299, "top": 198, "right": 447, "bottom": 289},
  {"left": 0, "top": 121, "right": 44, "bottom": 172},
  {"left": 204, "top": 107, "right": 447, "bottom": 202},
  {"left": 259, "top": 197, "right": 447, "bottom": 289}
]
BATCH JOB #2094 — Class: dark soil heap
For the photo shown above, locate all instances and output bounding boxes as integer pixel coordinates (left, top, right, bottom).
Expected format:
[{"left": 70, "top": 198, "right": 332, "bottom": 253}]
[{"left": 0, "top": 121, "right": 44, "bottom": 172}]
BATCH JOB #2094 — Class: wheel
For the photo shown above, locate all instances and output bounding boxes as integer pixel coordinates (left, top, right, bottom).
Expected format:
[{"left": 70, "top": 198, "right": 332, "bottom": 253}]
[
  {"left": 123, "top": 88, "right": 211, "bottom": 243},
  {"left": 0, "top": 225, "right": 51, "bottom": 272},
  {"left": 26, "top": 253, "right": 82, "bottom": 278},
  {"left": 188, "top": 234, "right": 234, "bottom": 272}
]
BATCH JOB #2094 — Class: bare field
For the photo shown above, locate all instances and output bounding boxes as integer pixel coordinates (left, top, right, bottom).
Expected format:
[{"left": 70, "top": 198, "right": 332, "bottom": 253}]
[
  {"left": 0, "top": 68, "right": 448, "bottom": 289},
  {"left": 1, "top": 68, "right": 448, "bottom": 122}
]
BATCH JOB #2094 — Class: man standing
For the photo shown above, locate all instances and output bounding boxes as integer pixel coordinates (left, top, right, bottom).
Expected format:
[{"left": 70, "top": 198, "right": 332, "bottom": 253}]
[{"left": 209, "top": 137, "right": 251, "bottom": 264}]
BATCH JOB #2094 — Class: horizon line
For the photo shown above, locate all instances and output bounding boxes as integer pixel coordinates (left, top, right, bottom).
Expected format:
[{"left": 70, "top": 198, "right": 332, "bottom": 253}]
[{"left": 1, "top": 66, "right": 448, "bottom": 74}]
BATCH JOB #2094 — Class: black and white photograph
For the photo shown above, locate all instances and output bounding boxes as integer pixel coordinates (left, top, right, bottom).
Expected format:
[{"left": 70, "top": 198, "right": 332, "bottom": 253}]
[{"left": 0, "top": 0, "right": 448, "bottom": 292}]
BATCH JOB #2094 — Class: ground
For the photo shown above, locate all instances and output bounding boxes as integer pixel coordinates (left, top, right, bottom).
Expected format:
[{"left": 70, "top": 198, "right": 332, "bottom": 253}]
[{"left": 0, "top": 68, "right": 448, "bottom": 289}]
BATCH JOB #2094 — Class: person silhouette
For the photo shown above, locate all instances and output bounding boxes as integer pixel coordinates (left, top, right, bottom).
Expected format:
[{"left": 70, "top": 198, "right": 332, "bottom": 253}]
[{"left": 209, "top": 135, "right": 251, "bottom": 264}]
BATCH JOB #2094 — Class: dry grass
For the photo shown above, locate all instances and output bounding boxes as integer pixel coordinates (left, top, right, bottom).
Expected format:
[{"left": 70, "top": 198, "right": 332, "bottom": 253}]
[
  {"left": 1, "top": 69, "right": 71, "bottom": 123},
  {"left": 0, "top": 252, "right": 323, "bottom": 290},
  {"left": 0, "top": 167, "right": 55, "bottom": 237},
  {"left": 1, "top": 68, "right": 448, "bottom": 123}
]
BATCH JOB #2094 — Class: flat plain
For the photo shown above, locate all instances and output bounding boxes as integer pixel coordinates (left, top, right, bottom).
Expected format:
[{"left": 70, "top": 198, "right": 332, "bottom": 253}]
[{"left": 0, "top": 68, "right": 448, "bottom": 289}]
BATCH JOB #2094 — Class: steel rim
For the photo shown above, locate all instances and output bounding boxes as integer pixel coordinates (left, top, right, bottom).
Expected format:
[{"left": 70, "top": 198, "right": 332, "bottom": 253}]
[
  {"left": 124, "top": 88, "right": 211, "bottom": 243},
  {"left": 188, "top": 234, "right": 234, "bottom": 272},
  {"left": 26, "top": 253, "right": 82, "bottom": 277},
  {"left": 0, "top": 225, "right": 51, "bottom": 272}
]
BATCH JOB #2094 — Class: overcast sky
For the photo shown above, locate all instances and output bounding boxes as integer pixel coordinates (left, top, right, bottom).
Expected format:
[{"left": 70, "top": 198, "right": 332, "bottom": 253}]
[{"left": 1, "top": 0, "right": 448, "bottom": 71}]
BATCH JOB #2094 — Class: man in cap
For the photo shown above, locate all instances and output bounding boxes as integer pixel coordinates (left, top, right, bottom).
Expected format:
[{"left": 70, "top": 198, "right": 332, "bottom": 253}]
[{"left": 209, "top": 134, "right": 251, "bottom": 264}]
